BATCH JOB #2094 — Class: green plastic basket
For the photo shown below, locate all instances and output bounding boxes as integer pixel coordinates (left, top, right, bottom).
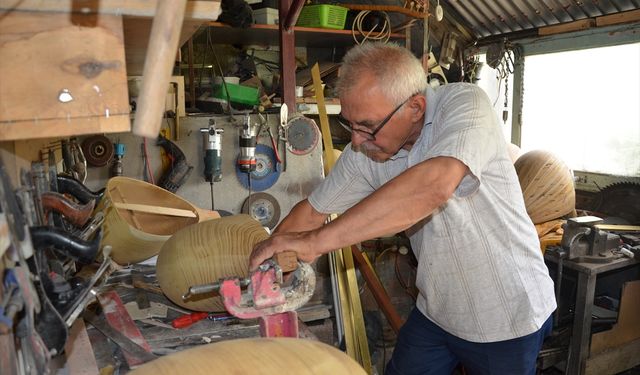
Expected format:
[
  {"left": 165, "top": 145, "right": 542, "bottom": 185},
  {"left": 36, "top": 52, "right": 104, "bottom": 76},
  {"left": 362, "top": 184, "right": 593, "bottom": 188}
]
[
  {"left": 296, "top": 4, "right": 348, "bottom": 30},
  {"left": 211, "top": 83, "right": 259, "bottom": 105}
]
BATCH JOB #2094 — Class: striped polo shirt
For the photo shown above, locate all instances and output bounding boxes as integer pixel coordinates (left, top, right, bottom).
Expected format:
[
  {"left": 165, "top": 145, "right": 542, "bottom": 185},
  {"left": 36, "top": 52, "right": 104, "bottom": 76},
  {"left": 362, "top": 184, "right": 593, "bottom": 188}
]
[{"left": 309, "top": 83, "right": 556, "bottom": 342}]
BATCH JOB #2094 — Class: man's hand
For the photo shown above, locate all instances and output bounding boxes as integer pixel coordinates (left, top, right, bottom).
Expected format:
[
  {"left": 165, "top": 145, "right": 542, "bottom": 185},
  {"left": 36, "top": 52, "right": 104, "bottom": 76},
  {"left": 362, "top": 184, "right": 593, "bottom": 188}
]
[{"left": 249, "top": 231, "right": 320, "bottom": 271}]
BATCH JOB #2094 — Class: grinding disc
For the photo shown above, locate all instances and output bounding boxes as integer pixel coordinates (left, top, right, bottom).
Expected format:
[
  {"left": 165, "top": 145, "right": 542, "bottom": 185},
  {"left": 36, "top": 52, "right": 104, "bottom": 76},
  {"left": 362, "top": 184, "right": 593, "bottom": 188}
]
[
  {"left": 286, "top": 116, "right": 319, "bottom": 155},
  {"left": 235, "top": 144, "right": 280, "bottom": 191},
  {"left": 81, "top": 135, "right": 114, "bottom": 167},
  {"left": 241, "top": 192, "right": 281, "bottom": 229}
]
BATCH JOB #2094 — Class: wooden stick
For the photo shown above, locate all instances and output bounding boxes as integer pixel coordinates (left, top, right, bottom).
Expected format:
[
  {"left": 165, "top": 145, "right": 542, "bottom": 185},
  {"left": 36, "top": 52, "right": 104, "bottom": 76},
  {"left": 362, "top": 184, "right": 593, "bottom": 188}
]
[
  {"left": 133, "top": 0, "right": 188, "bottom": 138},
  {"left": 350, "top": 245, "right": 404, "bottom": 333},
  {"left": 113, "top": 202, "right": 196, "bottom": 218}
]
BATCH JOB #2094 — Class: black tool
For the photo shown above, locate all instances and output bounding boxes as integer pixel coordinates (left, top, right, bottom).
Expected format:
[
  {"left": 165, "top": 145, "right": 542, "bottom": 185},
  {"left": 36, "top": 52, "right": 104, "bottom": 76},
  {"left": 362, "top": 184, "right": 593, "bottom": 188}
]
[
  {"left": 156, "top": 135, "right": 193, "bottom": 193},
  {"left": 201, "top": 119, "right": 224, "bottom": 210},
  {"left": 57, "top": 174, "right": 105, "bottom": 205},
  {"left": 30, "top": 226, "right": 102, "bottom": 264}
]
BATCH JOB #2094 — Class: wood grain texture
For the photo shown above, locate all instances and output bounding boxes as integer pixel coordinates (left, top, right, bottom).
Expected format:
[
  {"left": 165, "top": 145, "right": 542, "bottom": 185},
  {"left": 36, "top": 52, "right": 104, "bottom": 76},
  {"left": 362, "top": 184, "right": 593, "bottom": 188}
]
[
  {"left": 514, "top": 150, "right": 576, "bottom": 224},
  {"left": 156, "top": 215, "right": 269, "bottom": 312},
  {"left": 129, "top": 337, "right": 366, "bottom": 375},
  {"left": 591, "top": 280, "right": 640, "bottom": 355},
  {"left": 0, "top": 12, "right": 130, "bottom": 140},
  {"left": 98, "top": 177, "right": 200, "bottom": 265}
]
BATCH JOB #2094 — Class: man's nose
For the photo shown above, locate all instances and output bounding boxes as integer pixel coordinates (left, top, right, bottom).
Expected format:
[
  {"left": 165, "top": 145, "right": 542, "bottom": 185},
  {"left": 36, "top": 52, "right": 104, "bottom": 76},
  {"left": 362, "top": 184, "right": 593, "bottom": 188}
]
[{"left": 350, "top": 131, "right": 368, "bottom": 146}]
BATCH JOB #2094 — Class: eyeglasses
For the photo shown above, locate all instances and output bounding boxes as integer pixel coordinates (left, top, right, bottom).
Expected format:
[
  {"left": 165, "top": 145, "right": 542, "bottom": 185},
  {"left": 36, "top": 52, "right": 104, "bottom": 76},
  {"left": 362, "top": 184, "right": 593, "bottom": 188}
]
[{"left": 337, "top": 95, "right": 414, "bottom": 141}]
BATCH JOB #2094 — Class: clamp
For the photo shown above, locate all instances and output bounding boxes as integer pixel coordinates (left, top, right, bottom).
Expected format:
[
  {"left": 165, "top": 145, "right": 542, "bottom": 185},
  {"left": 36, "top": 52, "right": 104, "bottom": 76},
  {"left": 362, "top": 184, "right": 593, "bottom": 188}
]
[{"left": 182, "top": 254, "right": 315, "bottom": 338}]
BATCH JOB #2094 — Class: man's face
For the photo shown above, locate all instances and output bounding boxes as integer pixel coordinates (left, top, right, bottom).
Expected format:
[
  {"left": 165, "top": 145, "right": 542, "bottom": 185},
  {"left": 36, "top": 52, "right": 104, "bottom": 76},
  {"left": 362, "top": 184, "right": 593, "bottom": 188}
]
[{"left": 339, "top": 75, "right": 420, "bottom": 162}]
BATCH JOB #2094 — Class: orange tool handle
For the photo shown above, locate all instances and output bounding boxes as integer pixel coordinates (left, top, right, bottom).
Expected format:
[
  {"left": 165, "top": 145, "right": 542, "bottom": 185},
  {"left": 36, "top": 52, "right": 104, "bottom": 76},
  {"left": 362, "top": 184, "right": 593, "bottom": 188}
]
[{"left": 171, "top": 312, "right": 209, "bottom": 329}]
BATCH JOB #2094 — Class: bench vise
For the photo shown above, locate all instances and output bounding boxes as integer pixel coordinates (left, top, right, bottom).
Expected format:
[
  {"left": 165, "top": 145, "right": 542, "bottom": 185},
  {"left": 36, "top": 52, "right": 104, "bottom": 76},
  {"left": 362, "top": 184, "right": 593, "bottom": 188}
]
[
  {"left": 561, "top": 216, "right": 622, "bottom": 261},
  {"left": 182, "top": 257, "right": 315, "bottom": 338}
]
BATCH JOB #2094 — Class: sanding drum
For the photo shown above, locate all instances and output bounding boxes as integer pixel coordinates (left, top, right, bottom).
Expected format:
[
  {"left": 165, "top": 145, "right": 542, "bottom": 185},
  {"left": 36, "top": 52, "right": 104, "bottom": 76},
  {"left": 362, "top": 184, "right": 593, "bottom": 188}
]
[
  {"left": 130, "top": 337, "right": 366, "bottom": 375},
  {"left": 514, "top": 150, "right": 576, "bottom": 224},
  {"left": 98, "top": 177, "right": 201, "bottom": 265},
  {"left": 156, "top": 214, "right": 269, "bottom": 312}
]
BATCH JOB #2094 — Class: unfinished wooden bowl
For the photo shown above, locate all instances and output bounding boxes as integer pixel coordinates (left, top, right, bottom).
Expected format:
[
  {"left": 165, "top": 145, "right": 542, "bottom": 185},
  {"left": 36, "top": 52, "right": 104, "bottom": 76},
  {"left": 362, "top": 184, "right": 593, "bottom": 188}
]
[
  {"left": 156, "top": 214, "right": 269, "bottom": 312},
  {"left": 514, "top": 150, "right": 575, "bottom": 224},
  {"left": 98, "top": 177, "right": 200, "bottom": 265},
  {"left": 130, "top": 338, "right": 366, "bottom": 375}
]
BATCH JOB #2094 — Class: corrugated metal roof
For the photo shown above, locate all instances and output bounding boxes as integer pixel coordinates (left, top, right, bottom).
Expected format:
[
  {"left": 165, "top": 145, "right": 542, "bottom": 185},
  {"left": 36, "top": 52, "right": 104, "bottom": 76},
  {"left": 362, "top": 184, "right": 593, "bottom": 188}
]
[{"left": 446, "top": 0, "right": 640, "bottom": 39}]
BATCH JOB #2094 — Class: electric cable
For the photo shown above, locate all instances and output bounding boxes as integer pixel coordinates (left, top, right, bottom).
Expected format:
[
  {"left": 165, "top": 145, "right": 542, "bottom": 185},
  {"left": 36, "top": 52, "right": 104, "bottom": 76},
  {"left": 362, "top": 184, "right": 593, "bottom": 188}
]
[{"left": 351, "top": 10, "right": 391, "bottom": 45}]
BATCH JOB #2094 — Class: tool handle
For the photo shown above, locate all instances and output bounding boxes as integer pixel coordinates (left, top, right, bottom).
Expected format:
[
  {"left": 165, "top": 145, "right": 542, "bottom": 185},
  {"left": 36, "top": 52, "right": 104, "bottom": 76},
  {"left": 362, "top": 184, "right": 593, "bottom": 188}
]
[
  {"left": 274, "top": 251, "right": 298, "bottom": 272},
  {"left": 171, "top": 312, "right": 209, "bottom": 329}
]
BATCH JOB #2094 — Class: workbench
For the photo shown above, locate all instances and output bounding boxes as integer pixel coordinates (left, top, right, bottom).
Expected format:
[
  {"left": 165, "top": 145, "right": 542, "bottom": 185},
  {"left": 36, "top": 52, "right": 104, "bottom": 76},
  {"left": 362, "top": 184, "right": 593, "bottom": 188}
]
[{"left": 544, "top": 251, "right": 640, "bottom": 375}]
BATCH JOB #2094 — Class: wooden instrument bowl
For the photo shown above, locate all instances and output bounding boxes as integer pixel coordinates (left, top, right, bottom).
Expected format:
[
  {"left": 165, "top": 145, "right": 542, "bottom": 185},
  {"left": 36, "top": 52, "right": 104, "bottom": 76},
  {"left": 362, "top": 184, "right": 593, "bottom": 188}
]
[
  {"left": 130, "top": 338, "right": 366, "bottom": 375},
  {"left": 156, "top": 214, "right": 269, "bottom": 311},
  {"left": 98, "top": 177, "right": 200, "bottom": 265},
  {"left": 514, "top": 150, "right": 575, "bottom": 224}
]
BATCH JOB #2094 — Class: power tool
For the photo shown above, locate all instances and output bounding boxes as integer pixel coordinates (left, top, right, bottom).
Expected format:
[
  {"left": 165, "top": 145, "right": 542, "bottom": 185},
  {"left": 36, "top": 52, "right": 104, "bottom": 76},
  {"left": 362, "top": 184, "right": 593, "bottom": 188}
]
[
  {"left": 238, "top": 115, "right": 257, "bottom": 173},
  {"left": 200, "top": 119, "right": 224, "bottom": 210}
]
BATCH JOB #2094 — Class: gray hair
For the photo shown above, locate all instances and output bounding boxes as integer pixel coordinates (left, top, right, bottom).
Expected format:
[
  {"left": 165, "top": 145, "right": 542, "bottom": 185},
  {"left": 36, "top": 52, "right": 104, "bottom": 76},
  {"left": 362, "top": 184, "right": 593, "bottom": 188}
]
[{"left": 336, "top": 42, "right": 428, "bottom": 105}]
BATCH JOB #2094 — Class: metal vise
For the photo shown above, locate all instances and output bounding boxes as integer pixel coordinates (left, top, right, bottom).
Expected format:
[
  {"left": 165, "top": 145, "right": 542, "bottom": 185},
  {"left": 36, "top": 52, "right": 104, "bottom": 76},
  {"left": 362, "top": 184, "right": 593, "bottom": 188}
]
[
  {"left": 561, "top": 216, "right": 621, "bottom": 260},
  {"left": 183, "top": 259, "right": 315, "bottom": 338}
]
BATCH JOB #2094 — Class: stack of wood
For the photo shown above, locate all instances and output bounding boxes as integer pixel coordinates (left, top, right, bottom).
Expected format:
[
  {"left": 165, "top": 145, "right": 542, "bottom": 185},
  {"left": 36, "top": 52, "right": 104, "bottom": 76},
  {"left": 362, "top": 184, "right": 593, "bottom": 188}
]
[{"left": 514, "top": 150, "right": 576, "bottom": 252}]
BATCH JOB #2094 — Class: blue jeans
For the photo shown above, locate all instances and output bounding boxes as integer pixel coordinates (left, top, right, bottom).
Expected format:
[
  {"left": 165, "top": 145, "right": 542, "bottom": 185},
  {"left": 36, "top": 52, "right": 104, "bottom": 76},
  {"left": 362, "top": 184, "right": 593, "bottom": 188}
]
[{"left": 385, "top": 308, "right": 553, "bottom": 375}]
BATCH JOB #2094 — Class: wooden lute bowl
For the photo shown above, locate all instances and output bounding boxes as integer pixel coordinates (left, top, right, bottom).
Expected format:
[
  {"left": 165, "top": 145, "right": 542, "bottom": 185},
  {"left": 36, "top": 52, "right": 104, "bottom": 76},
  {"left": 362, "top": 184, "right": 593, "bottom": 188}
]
[
  {"left": 130, "top": 337, "right": 366, "bottom": 375},
  {"left": 156, "top": 214, "right": 269, "bottom": 311}
]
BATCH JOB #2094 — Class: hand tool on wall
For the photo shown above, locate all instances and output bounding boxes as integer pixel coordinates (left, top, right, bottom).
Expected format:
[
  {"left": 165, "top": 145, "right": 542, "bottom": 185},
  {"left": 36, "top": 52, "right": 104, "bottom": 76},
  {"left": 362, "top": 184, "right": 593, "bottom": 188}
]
[
  {"left": 110, "top": 142, "right": 125, "bottom": 177},
  {"left": 278, "top": 103, "right": 288, "bottom": 171},
  {"left": 182, "top": 251, "right": 315, "bottom": 338},
  {"left": 238, "top": 115, "right": 257, "bottom": 174},
  {"left": 41, "top": 191, "right": 95, "bottom": 228},
  {"left": 29, "top": 226, "right": 102, "bottom": 264},
  {"left": 56, "top": 175, "right": 105, "bottom": 206},
  {"left": 156, "top": 135, "right": 193, "bottom": 193},
  {"left": 200, "top": 119, "right": 224, "bottom": 210}
]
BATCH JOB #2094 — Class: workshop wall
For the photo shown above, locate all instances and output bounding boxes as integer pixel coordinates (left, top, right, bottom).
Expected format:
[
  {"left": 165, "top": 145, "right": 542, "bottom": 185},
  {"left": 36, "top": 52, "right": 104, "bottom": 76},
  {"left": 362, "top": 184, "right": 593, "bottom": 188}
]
[{"left": 82, "top": 114, "right": 325, "bottom": 226}]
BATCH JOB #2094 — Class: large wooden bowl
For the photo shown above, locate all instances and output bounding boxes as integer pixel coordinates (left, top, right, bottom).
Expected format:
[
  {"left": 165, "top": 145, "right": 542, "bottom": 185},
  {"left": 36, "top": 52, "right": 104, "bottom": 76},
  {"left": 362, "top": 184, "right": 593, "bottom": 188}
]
[
  {"left": 514, "top": 150, "right": 575, "bottom": 224},
  {"left": 156, "top": 214, "right": 269, "bottom": 311},
  {"left": 130, "top": 338, "right": 366, "bottom": 375},
  {"left": 98, "top": 177, "right": 200, "bottom": 265}
]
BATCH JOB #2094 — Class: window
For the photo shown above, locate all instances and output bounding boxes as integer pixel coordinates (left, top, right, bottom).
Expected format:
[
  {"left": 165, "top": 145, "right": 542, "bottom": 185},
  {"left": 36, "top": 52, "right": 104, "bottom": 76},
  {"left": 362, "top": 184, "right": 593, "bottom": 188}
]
[{"left": 519, "top": 43, "right": 640, "bottom": 177}]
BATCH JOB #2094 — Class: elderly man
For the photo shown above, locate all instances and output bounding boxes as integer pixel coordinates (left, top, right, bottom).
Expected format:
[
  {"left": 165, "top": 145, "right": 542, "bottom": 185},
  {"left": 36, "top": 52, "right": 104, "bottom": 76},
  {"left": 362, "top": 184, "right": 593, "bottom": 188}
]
[{"left": 250, "top": 42, "right": 555, "bottom": 374}]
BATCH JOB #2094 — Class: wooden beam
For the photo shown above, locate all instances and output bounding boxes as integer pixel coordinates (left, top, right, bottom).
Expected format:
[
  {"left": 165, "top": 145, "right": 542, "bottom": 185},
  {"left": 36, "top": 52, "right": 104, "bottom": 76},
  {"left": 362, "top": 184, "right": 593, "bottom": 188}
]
[
  {"left": 113, "top": 203, "right": 197, "bottom": 218},
  {"left": 596, "top": 9, "right": 640, "bottom": 27},
  {"left": 341, "top": 4, "right": 428, "bottom": 19},
  {"left": 539, "top": 19, "right": 595, "bottom": 36},
  {"left": 0, "top": 0, "right": 220, "bottom": 20}
]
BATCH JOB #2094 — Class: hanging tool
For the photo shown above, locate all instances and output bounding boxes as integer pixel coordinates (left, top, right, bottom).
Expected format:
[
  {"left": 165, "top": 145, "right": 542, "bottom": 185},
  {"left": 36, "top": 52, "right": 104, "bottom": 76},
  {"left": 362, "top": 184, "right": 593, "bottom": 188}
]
[
  {"left": 200, "top": 119, "right": 224, "bottom": 210},
  {"left": 237, "top": 115, "right": 257, "bottom": 174},
  {"left": 110, "top": 142, "right": 126, "bottom": 177},
  {"left": 182, "top": 252, "right": 315, "bottom": 338},
  {"left": 286, "top": 116, "right": 320, "bottom": 155},
  {"left": 235, "top": 144, "right": 280, "bottom": 192},
  {"left": 278, "top": 104, "right": 288, "bottom": 172},
  {"left": 81, "top": 135, "right": 114, "bottom": 167},
  {"left": 156, "top": 135, "right": 194, "bottom": 193},
  {"left": 267, "top": 128, "right": 282, "bottom": 171},
  {"left": 241, "top": 191, "right": 281, "bottom": 230}
]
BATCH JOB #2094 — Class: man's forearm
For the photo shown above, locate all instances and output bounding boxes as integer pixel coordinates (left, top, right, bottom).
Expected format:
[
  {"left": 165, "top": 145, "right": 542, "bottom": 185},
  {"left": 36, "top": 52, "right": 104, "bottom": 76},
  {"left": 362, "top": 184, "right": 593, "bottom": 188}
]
[
  {"left": 310, "top": 157, "right": 468, "bottom": 254},
  {"left": 274, "top": 199, "right": 328, "bottom": 234}
]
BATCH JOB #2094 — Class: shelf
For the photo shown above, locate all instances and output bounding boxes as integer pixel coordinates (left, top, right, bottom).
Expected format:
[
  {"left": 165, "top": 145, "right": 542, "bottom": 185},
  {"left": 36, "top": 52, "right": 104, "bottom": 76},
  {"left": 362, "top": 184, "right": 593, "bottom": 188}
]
[{"left": 206, "top": 22, "right": 405, "bottom": 47}]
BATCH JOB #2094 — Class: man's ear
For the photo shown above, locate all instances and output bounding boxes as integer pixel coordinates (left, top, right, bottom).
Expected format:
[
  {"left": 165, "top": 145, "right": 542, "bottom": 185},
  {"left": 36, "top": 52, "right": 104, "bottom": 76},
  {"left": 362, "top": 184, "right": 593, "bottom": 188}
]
[{"left": 409, "top": 94, "right": 426, "bottom": 122}]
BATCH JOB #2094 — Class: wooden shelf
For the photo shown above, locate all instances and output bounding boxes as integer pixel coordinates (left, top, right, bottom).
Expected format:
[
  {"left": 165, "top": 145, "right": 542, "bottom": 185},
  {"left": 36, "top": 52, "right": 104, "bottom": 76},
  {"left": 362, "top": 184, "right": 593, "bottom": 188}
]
[{"left": 206, "top": 22, "right": 405, "bottom": 47}]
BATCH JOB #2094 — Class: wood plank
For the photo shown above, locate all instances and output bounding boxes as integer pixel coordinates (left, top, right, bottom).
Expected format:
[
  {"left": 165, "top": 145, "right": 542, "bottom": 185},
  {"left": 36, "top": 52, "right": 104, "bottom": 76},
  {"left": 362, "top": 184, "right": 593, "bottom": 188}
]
[
  {"left": 596, "top": 9, "right": 640, "bottom": 27},
  {"left": 538, "top": 19, "right": 595, "bottom": 36},
  {"left": 113, "top": 202, "right": 197, "bottom": 218},
  {"left": 591, "top": 280, "right": 640, "bottom": 355},
  {"left": 64, "top": 319, "right": 100, "bottom": 375},
  {"left": 0, "top": 12, "right": 130, "bottom": 140},
  {"left": 585, "top": 337, "right": 640, "bottom": 375},
  {"left": 0, "top": 0, "right": 221, "bottom": 20},
  {"left": 0, "top": 115, "right": 130, "bottom": 142},
  {"left": 594, "top": 224, "right": 640, "bottom": 232}
]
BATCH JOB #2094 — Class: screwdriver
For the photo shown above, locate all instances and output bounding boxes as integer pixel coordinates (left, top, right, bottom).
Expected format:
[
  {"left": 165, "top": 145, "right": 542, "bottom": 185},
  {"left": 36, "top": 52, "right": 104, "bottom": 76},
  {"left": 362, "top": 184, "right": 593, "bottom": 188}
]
[{"left": 171, "top": 312, "right": 209, "bottom": 328}]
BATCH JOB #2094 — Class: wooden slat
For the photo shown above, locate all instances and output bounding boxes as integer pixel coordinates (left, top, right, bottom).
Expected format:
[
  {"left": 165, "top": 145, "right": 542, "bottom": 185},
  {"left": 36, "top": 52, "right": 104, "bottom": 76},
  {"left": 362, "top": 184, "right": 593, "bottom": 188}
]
[
  {"left": 0, "top": 0, "right": 221, "bottom": 20},
  {"left": 538, "top": 19, "right": 595, "bottom": 36},
  {"left": 64, "top": 319, "right": 100, "bottom": 375},
  {"left": 596, "top": 9, "right": 640, "bottom": 27},
  {"left": 113, "top": 202, "right": 197, "bottom": 218}
]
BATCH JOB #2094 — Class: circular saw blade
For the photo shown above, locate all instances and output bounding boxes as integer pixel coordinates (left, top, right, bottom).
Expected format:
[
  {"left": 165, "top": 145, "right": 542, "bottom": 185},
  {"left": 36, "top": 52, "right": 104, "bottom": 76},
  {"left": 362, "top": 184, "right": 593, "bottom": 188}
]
[
  {"left": 235, "top": 144, "right": 280, "bottom": 191},
  {"left": 81, "top": 135, "right": 114, "bottom": 167},
  {"left": 241, "top": 192, "right": 281, "bottom": 230},
  {"left": 287, "top": 116, "right": 319, "bottom": 155}
]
